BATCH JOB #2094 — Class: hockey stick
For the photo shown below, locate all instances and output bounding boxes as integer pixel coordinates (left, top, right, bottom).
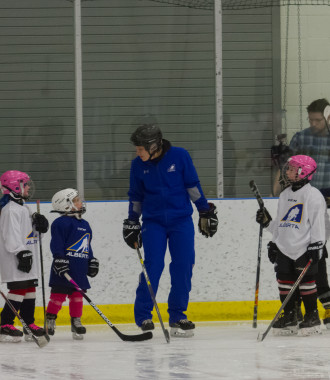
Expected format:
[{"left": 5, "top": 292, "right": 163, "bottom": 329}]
[
  {"left": 257, "top": 258, "right": 312, "bottom": 342},
  {"left": 135, "top": 245, "right": 170, "bottom": 343},
  {"left": 63, "top": 273, "right": 152, "bottom": 342},
  {"left": 0, "top": 290, "right": 49, "bottom": 348},
  {"left": 249, "top": 180, "right": 265, "bottom": 328},
  {"left": 36, "top": 200, "right": 50, "bottom": 341}
]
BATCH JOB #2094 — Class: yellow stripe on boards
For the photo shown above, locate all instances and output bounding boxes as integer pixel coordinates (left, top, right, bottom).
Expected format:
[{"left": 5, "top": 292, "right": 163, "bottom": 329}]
[{"left": 1, "top": 300, "right": 323, "bottom": 326}]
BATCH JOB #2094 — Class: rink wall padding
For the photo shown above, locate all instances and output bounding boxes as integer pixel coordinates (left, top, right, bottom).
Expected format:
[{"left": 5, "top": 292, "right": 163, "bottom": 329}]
[{"left": 1, "top": 199, "right": 329, "bottom": 325}]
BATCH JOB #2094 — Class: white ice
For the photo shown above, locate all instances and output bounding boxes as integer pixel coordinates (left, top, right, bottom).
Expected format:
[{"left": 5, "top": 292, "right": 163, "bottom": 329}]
[{"left": 1, "top": 321, "right": 330, "bottom": 380}]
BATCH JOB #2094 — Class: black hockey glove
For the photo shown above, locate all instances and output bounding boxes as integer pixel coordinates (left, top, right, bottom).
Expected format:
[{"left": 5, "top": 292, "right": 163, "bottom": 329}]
[
  {"left": 267, "top": 241, "right": 279, "bottom": 264},
  {"left": 32, "top": 212, "right": 49, "bottom": 233},
  {"left": 256, "top": 207, "right": 272, "bottom": 228},
  {"left": 306, "top": 241, "right": 324, "bottom": 264},
  {"left": 16, "top": 250, "right": 33, "bottom": 273},
  {"left": 53, "top": 258, "right": 70, "bottom": 277},
  {"left": 123, "top": 219, "right": 142, "bottom": 249},
  {"left": 198, "top": 203, "right": 218, "bottom": 238},
  {"left": 88, "top": 258, "right": 99, "bottom": 278}
]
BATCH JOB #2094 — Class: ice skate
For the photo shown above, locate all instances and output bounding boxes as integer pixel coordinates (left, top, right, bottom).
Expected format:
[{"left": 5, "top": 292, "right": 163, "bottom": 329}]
[
  {"left": 71, "top": 317, "right": 86, "bottom": 340},
  {"left": 0, "top": 324, "right": 23, "bottom": 343},
  {"left": 23, "top": 323, "right": 45, "bottom": 342},
  {"left": 46, "top": 313, "right": 57, "bottom": 336},
  {"left": 170, "top": 319, "right": 195, "bottom": 338},
  {"left": 323, "top": 309, "right": 330, "bottom": 330},
  {"left": 272, "top": 310, "right": 298, "bottom": 336},
  {"left": 140, "top": 319, "right": 154, "bottom": 331},
  {"left": 298, "top": 310, "right": 322, "bottom": 336}
]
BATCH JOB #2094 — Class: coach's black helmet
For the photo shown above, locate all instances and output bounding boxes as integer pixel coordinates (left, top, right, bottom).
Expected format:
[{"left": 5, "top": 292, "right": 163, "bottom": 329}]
[{"left": 130, "top": 124, "right": 163, "bottom": 156}]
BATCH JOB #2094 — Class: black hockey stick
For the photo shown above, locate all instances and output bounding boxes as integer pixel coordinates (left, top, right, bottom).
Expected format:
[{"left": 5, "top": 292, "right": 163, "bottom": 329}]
[
  {"left": 63, "top": 273, "right": 153, "bottom": 342},
  {"left": 249, "top": 180, "right": 265, "bottom": 328},
  {"left": 257, "top": 258, "right": 312, "bottom": 342},
  {"left": 135, "top": 245, "right": 170, "bottom": 343},
  {"left": 36, "top": 200, "right": 50, "bottom": 342},
  {"left": 0, "top": 290, "right": 49, "bottom": 348}
]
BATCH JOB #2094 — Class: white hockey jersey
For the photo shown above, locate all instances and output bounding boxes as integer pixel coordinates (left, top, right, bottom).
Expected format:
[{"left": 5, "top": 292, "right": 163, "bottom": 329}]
[
  {"left": 0, "top": 201, "right": 40, "bottom": 283},
  {"left": 268, "top": 183, "right": 329, "bottom": 260}
]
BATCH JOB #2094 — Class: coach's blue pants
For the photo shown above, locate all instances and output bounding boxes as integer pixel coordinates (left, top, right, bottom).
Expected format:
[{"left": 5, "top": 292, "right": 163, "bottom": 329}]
[{"left": 134, "top": 217, "right": 195, "bottom": 326}]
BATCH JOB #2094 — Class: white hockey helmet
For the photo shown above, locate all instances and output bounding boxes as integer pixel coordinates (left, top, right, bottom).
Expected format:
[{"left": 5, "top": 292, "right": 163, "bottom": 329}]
[{"left": 51, "top": 188, "right": 86, "bottom": 216}]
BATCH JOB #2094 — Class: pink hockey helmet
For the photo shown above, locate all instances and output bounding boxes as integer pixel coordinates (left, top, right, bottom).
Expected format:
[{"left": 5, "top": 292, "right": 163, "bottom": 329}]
[
  {"left": 0, "top": 170, "right": 34, "bottom": 199},
  {"left": 283, "top": 155, "right": 317, "bottom": 184}
]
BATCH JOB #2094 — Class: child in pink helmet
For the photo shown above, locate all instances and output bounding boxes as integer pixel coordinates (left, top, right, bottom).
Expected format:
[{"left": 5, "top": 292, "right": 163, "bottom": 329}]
[
  {"left": 0, "top": 170, "right": 49, "bottom": 342},
  {"left": 256, "top": 155, "right": 329, "bottom": 336}
]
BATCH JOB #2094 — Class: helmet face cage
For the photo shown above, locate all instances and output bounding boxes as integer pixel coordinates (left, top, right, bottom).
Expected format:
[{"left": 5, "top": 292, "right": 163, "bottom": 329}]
[
  {"left": 130, "top": 124, "right": 163, "bottom": 155},
  {"left": 282, "top": 155, "right": 317, "bottom": 185},
  {"left": 0, "top": 170, "right": 34, "bottom": 200},
  {"left": 52, "top": 188, "right": 86, "bottom": 216}
]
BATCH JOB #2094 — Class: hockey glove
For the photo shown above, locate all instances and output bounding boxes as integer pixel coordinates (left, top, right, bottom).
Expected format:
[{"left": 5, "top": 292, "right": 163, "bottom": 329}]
[
  {"left": 306, "top": 241, "right": 324, "bottom": 264},
  {"left": 267, "top": 241, "right": 279, "bottom": 264},
  {"left": 87, "top": 258, "right": 99, "bottom": 278},
  {"left": 123, "top": 219, "right": 142, "bottom": 249},
  {"left": 17, "top": 250, "right": 33, "bottom": 273},
  {"left": 198, "top": 203, "right": 218, "bottom": 238},
  {"left": 53, "top": 258, "right": 70, "bottom": 277},
  {"left": 32, "top": 212, "right": 49, "bottom": 233},
  {"left": 256, "top": 207, "right": 272, "bottom": 228}
]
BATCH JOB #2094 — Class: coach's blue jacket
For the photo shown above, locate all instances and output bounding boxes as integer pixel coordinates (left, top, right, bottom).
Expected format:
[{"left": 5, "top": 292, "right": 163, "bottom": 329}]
[{"left": 128, "top": 141, "right": 209, "bottom": 225}]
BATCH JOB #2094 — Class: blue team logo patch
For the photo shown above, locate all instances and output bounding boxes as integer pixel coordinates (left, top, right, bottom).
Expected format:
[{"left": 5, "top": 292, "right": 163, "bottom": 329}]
[
  {"left": 281, "top": 204, "right": 303, "bottom": 224},
  {"left": 26, "top": 230, "right": 38, "bottom": 245},
  {"left": 67, "top": 233, "right": 90, "bottom": 254},
  {"left": 167, "top": 164, "right": 176, "bottom": 172}
]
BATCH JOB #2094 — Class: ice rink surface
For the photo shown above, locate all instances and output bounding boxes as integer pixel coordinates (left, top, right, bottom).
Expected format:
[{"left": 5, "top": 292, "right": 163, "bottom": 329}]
[{"left": 1, "top": 321, "right": 330, "bottom": 380}]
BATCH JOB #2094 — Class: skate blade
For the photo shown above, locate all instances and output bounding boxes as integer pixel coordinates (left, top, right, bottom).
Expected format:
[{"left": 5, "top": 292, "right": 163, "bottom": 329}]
[
  {"left": 298, "top": 326, "right": 322, "bottom": 336},
  {"left": 272, "top": 327, "right": 298, "bottom": 336},
  {"left": 0, "top": 335, "right": 22, "bottom": 343},
  {"left": 170, "top": 328, "right": 194, "bottom": 338},
  {"left": 72, "top": 332, "right": 84, "bottom": 340}
]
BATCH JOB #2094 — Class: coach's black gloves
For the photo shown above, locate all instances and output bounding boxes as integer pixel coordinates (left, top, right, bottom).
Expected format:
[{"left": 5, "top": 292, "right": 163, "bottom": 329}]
[
  {"left": 267, "top": 241, "right": 279, "bottom": 264},
  {"left": 306, "top": 241, "right": 324, "bottom": 264},
  {"left": 17, "top": 250, "right": 33, "bottom": 273},
  {"left": 53, "top": 258, "right": 70, "bottom": 277},
  {"left": 256, "top": 207, "right": 272, "bottom": 228},
  {"left": 198, "top": 203, "right": 218, "bottom": 238},
  {"left": 88, "top": 258, "right": 99, "bottom": 278},
  {"left": 32, "top": 212, "right": 49, "bottom": 233},
  {"left": 123, "top": 219, "right": 142, "bottom": 249}
]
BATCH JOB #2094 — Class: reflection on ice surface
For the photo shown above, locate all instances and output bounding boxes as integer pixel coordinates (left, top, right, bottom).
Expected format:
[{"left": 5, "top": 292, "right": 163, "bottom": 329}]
[{"left": 0, "top": 322, "right": 330, "bottom": 380}]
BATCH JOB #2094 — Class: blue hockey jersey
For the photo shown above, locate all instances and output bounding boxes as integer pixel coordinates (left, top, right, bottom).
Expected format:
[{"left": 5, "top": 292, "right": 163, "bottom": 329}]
[
  {"left": 128, "top": 145, "right": 209, "bottom": 225},
  {"left": 49, "top": 215, "right": 94, "bottom": 290}
]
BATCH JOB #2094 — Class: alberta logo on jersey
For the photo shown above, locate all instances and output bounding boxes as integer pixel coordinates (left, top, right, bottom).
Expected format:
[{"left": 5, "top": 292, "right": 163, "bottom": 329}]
[
  {"left": 279, "top": 204, "right": 303, "bottom": 229},
  {"left": 167, "top": 164, "right": 176, "bottom": 172},
  {"left": 66, "top": 233, "right": 90, "bottom": 259},
  {"left": 26, "top": 230, "right": 38, "bottom": 245}
]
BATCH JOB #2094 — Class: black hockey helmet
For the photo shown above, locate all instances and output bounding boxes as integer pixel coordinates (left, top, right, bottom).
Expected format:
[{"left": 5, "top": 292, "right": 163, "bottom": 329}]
[{"left": 130, "top": 124, "right": 163, "bottom": 155}]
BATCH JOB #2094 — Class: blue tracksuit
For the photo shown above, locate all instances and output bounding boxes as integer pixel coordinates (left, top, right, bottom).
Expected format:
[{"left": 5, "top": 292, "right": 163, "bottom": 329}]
[
  {"left": 128, "top": 143, "right": 209, "bottom": 325},
  {"left": 49, "top": 216, "right": 94, "bottom": 291}
]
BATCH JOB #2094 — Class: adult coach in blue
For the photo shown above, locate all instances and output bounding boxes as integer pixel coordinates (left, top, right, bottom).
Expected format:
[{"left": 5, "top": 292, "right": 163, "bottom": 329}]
[{"left": 123, "top": 124, "right": 218, "bottom": 337}]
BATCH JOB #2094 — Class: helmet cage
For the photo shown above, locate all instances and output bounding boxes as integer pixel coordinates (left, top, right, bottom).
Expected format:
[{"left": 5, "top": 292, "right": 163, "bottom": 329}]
[
  {"left": 0, "top": 170, "right": 34, "bottom": 200},
  {"left": 282, "top": 155, "right": 317, "bottom": 186},
  {"left": 52, "top": 188, "right": 86, "bottom": 217}
]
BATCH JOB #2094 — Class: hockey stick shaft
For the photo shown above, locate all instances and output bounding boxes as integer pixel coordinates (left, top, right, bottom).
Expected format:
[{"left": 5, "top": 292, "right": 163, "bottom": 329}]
[
  {"left": 63, "top": 273, "right": 152, "bottom": 342},
  {"left": 257, "top": 258, "right": 312, "bottom": 342},
  {"left": 135, "top": 245, "right": 170, "bottom": 343},
  {"left": 36, "top": 200, "right": 50, "bottom": 339},
  {"left": 0, "top": 290, "right": 48, "bottom": 348},
  {"left": 249, "top": 180, "right": 264, "bottom": 328}
]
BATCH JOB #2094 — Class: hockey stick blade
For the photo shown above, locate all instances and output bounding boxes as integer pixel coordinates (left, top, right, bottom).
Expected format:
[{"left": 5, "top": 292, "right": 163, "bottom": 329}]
[{"left": 64, "top": 273, "right": 152, "bottom": 342}]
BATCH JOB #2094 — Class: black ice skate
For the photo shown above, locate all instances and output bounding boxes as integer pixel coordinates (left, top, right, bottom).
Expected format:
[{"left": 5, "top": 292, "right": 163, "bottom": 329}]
[
  {"left": 169, "top": 319, "right": 195, "bottom": 338},
  {"left": 298, "top": 309, "right": 322, "bottom": 336},
  {"left": 323, "top": 309, "right": 330, "bottom": 330},
  {"left": 71, "top": 317, "right": 86, "bottom": 340},
  {"left": 272, "top": 310, "right": 298, "bottom": 336},
  {"left": 0, "top": 324, "right": 23, "bottom": 343},
  {"left": 23, "top": 323, "right": 45, "bottom": 342},
  {"left": 140, "top": 319, "right": 154, "bottom": 331},
  {"left": 46, "top": 313, "right": 57, "bottom": 336}
]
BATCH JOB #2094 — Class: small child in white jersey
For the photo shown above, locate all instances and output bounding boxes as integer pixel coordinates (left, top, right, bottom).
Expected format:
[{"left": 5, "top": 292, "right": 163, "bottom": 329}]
[{"left": 256, "top": 155, "right": 329, "bottom": 336}]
